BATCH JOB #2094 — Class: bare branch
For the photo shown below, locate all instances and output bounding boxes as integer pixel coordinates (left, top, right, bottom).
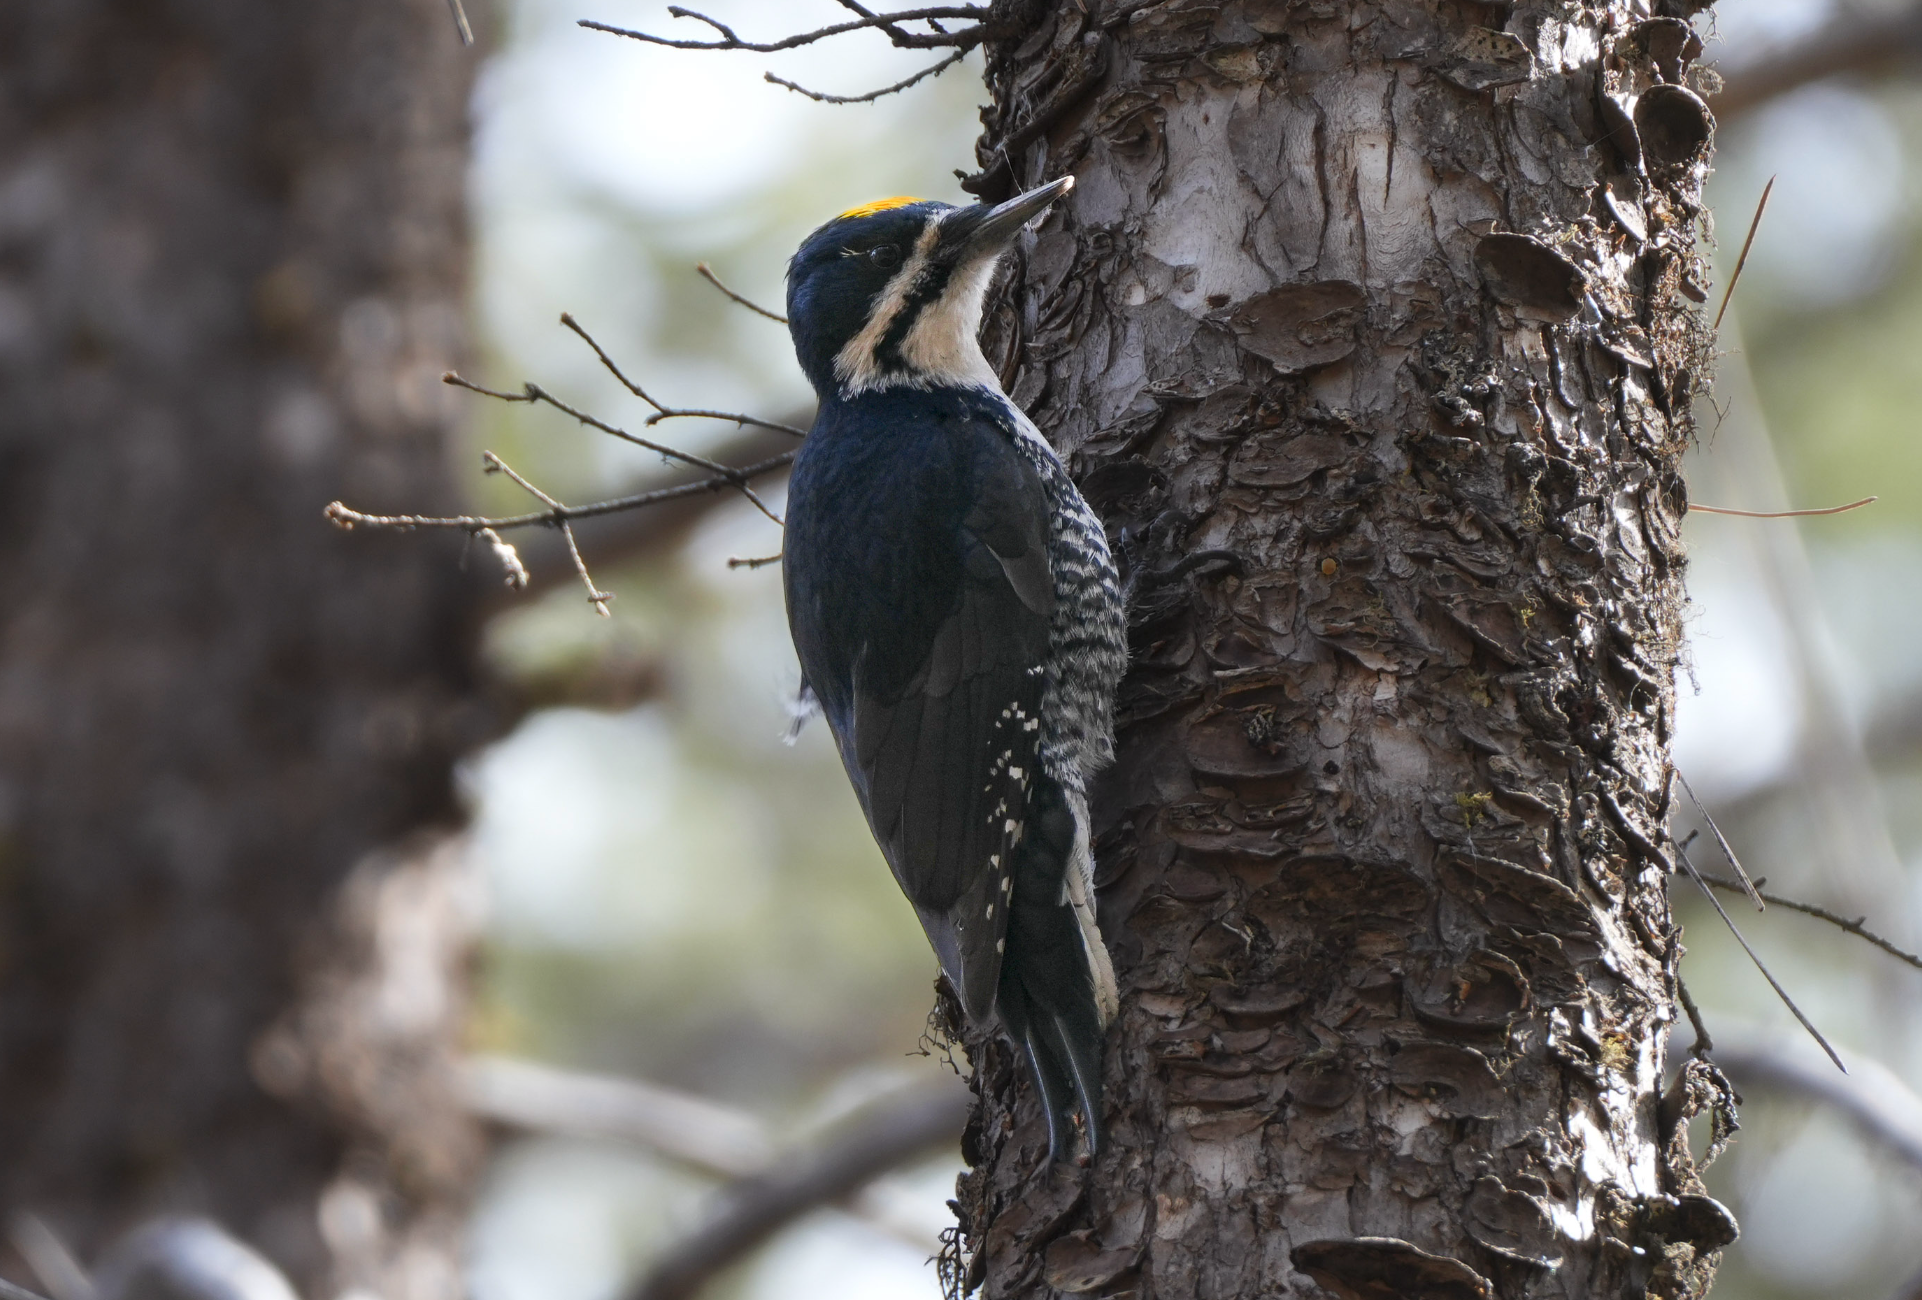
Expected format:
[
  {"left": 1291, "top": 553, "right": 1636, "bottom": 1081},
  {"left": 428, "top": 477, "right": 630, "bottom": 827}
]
[
  {"left": 1712, "top": 1023, "right": 1922, "bottom": 1174},
  {"left": 627, "top": 1078, "right": 969, "bottom": 1300},
  {"left": 1712, "top": 1, "right": 1922, "bottom": 120},
  {"left": 334, "top": 315, "right": 798, "bottom": 604},
  {"left": 558, "top": 314, "right": 806, "bottom": 437},
  {"left": 767, "top": 45, "right": 969, "bottom": 102},
  {"left": 484, "top": 452, "right": 612, "bottom": 615},
  {"left": 495, "top": 425, "right": 800, "bottom": 604},
  {"left": 578, "top": 6, "right": 988, "bottom": 54},
  {"left": 1696, "top": 873, "right": 1922, "bottom": 973},
  {"left": 403, "top": 318, "right": 801, "bottom": 536},
  {"left": 1676, "top": 975, "right": 1714, "bottom": 1060},
  {"left": 92, "top": 1220, "right": 300, "bottom": 1300},
  {"left": 463, "top": 1054, "right": 773, "bottom": 1179},
  {"left": 833, "top": 0, "right": 907, "bottom": 36},
  {"left": 726, "top": 553, "right": 782, "bottom": 570},
  {"left": 463, "top": 1055, "right": 952, "bottom": 1259},
  {"left": 643, "top": 407, "right": 804, "bottom": 442},
  {"left": 521, "top": 380, "right": 737, "bottom": 473},
  {"left": 324, "top": 448, "right": 795, "bottom": 534},
  {"left": 442, "top": 372, "right": 530, "bottom": 403},
  {"left": 695, "top": 263, "right": 787, "bottom": 323},
  {"left": 1675, "top": 840, "right": 1847, "bottom": 1073},
  {"left": 507, "top": 375, "right": 789, "bottom": 527}
]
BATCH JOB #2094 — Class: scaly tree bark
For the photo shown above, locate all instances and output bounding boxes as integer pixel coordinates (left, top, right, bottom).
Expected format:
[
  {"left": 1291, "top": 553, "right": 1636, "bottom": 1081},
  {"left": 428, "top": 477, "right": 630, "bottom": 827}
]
[
  {"left": 950, "top": 1, "right": 1733, "bottom": 1296},
  {"left": 0, "top": 2, "right": 488, "bottom": 1295}
]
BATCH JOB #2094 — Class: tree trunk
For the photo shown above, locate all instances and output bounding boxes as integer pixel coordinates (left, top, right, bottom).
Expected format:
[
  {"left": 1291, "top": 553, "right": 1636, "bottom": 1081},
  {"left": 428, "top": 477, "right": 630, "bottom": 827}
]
[
  {"left": 0, "top": 1, "right": 489, "bottom": 1293},
  {"left": 953, "top": 1, "right": 1731, "bottom": 1296}
]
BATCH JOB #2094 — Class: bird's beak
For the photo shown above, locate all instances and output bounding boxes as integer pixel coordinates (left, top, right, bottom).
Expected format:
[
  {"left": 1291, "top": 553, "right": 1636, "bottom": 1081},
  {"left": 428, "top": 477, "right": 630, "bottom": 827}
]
[{"left": 957, "top": 176, "right": 1074, "bottom": 253}]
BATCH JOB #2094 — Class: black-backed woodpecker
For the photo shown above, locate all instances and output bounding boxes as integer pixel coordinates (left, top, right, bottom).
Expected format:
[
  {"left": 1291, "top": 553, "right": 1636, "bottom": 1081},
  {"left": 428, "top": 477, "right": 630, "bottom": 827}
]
[{"left": 782, "top": 178, "right": 1128, "bottom": 1161}]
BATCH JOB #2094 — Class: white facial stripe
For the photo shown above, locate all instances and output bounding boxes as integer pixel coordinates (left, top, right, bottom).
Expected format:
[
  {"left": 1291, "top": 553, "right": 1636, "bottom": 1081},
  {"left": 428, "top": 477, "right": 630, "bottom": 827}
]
[
  {"left": 892, "top": 253, "right": 1002, "bottom": 392},
  {"left": 833, "top": 217, "right": 944, "bottom": 392},
  {"left": 833, "top": 213, "right": 1007, "bottom": 395}
]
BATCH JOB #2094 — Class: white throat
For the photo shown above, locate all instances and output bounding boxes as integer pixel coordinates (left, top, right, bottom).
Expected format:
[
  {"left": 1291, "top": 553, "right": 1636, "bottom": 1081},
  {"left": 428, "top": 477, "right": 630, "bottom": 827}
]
[{"left": 833, "top": 217, "right": 1004, "bottom": 395}]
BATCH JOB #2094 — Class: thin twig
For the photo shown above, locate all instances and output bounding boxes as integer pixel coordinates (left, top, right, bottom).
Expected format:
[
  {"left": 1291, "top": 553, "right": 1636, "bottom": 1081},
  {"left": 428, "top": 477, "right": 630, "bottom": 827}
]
[
  {"left": 766, "top": 46, "right": 970, "bottom": 102},
  {"left": 325, "top": 449, "right": 796, "bottom": 534},
  {"left": 447, "top": 316, "right": 799, "bottom": 529},
  {"left": 1675, "top": 841, "right": 1847, "bottom": 1073},
  {"left": 558, "top": 314, "right": 806, "bottom": 436},
  {"left": 834, "top": 0, "right": 907, "bottom": 36},
  {"left": 1675, "top": 769, "right": 1763, "bottom": 910},
  {"left": 522, "top": 380, "right": 736, "bottom": 472},
  {"left": 332, "top": 321, "right": 799, "bottom": 593},
  {"left": 1713, "top": 176, "right": 1773, "bottom": 332},
  {"left": 1676, "top": 975, "right": 1714, "bottom": 1059},
  {"left": 695, "top": 264, "right": 787, "bottom": 323},
  {"left": 484, "top": 452, "right": 612, "bottom": 615},
  {"left": 441, "top": 373, "right": 528, "bottom": 404},
  {"left": 446, "top": 0, "right": 475, "bottom": 44},
  {"left": 1689, "top": 495, "right": 1877, "bottom": 519},
  {"left": 829, "top": 0, "right": 962, "bottom": 46},
  {"left": 727, "top": 553, "right": 783, "bottom": 570},
  {"left": 513, "top": 377, "right": 787, "bottom": 527},
  {"left": 645, "top": 407, "right": 802, "bottom": 440},
  {"left": 1696, "top": 873, "right": 1922, "bottom": 973},
  {"left": 579, "top": 6, "right": 987, "bottom": 53}
]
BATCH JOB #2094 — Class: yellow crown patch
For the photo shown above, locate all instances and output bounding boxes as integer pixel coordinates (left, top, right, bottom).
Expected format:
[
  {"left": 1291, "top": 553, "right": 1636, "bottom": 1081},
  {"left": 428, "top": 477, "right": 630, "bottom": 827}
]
[{"left": 837, "top": 195, "right": 922, "bottom": 220}]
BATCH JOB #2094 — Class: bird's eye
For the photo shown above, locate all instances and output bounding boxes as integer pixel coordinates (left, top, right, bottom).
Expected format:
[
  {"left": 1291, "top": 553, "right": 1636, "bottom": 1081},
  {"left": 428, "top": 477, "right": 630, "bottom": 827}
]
[{"left": 868, "top": 244, "right": 902, "bottom": 269}]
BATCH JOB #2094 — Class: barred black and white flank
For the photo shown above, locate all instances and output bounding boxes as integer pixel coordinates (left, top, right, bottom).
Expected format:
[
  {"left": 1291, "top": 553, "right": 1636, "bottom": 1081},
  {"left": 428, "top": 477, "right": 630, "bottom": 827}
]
[{"left": 780, "top": 179, "right": 1126, "bottom": 1161}]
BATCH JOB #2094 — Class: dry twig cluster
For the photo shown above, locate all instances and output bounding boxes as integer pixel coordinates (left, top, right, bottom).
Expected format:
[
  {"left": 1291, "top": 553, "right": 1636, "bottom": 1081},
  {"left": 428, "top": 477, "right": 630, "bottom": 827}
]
[
  {"left": 326, "top": 302, "right": 798, "bottom": 613},
  {"left": 582, "top": 2, "right": 998, "bottom": 103}
]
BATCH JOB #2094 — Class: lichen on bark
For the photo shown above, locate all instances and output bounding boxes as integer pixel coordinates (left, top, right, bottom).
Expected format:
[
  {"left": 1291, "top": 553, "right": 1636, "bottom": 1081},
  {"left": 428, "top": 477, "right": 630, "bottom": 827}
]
[{"left": 950, "top": 1, "right": 1730, "bottom": 1295}]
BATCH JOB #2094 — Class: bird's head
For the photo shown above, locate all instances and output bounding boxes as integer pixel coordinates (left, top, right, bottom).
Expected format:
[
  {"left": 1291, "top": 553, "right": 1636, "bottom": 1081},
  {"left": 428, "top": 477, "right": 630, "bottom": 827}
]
[{"left": 785, "top": 176, "right": 1073, "bottom": 400}]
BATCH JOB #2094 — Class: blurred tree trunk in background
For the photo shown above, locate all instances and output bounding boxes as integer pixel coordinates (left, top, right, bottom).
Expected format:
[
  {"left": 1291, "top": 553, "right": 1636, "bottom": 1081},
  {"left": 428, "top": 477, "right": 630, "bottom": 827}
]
[
  {"left": 956, "top": 1, "right": 1731, "bottom": 1295},
  {"left": 0, "top": 2, "right": 490, "bottom": 1296}
]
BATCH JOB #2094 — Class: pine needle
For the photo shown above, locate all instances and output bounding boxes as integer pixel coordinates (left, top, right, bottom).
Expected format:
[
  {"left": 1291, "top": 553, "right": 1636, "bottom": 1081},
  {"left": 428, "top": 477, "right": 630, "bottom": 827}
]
[
  {"left": 1677, "top": 841, "right": 1846, "bottom": 1074},
  {"left": 1713, "top": 176, "right": 1773, "bottom": 332}
]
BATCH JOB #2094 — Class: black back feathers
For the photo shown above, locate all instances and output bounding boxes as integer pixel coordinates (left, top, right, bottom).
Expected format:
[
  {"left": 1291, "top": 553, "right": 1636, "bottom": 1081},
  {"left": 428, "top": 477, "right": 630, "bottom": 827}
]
[{"left": 785, "top": 388, "right": 1054, "bottom": 1021}]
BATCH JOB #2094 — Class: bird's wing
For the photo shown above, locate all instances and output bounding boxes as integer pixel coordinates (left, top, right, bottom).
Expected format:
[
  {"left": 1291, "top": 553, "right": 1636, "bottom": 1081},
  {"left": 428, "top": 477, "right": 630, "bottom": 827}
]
[{"left": 844, "top": 440, "right": 1055, "bottom": 1023}]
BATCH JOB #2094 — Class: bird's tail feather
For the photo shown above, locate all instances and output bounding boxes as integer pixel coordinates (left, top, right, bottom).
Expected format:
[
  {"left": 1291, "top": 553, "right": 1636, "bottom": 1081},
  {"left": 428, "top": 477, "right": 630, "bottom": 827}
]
[
  {"left": 997, "top": 785, "right": 1107, "bottom": 1161},
  {"left": 1065, "top": 788, "right": 1120, "bottom": 1025},
  {"left": 1001, "top": 960, "right": 1104, "bottom": 1161}
]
